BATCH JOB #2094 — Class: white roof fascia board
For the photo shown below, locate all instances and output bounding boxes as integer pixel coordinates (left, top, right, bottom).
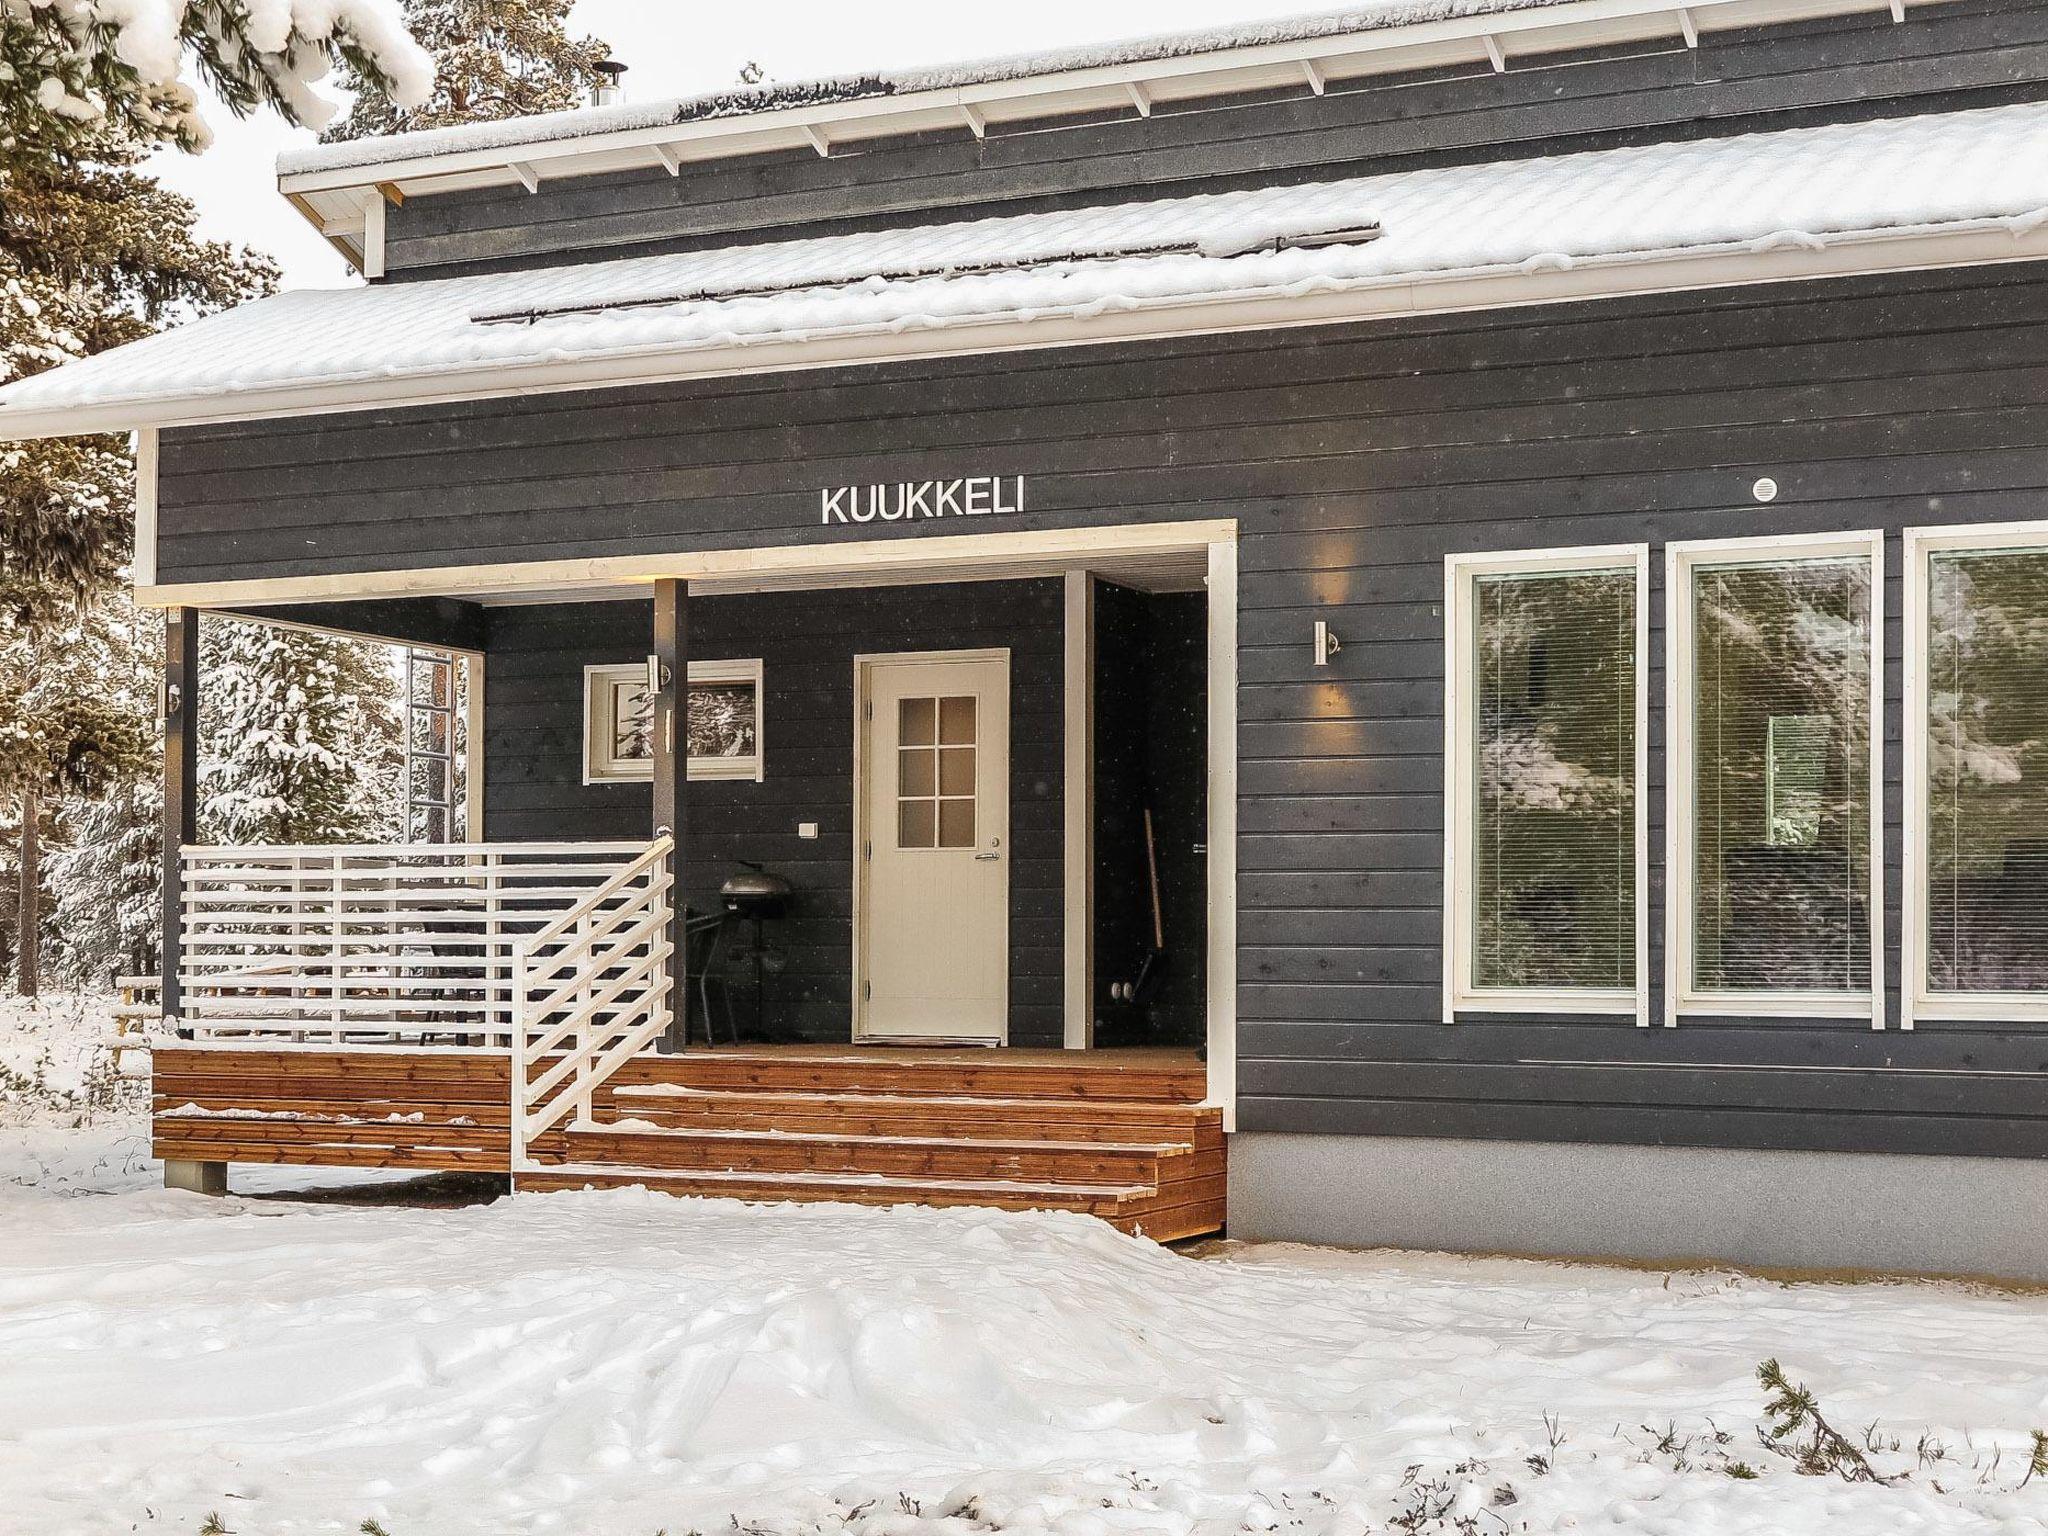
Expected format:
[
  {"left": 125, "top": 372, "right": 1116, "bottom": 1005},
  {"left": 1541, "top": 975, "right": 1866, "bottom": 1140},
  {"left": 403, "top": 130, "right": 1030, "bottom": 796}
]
[
  {"left": 275, "top": 0, "right": 1906, "bottom": 200},
  {"left": 15, "top": 219, "right": 2044, "bottom": 445}
]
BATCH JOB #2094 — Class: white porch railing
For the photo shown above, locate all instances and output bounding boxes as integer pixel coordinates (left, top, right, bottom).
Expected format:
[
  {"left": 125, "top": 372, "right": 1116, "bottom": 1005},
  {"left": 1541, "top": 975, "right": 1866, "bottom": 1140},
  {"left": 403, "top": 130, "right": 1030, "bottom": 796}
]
[
  {"left": 177, "top": 841, "right": 656, "bottom": 1045},
  {"left": 511, "top": 835, "right": 674, "bottom": 1167}
]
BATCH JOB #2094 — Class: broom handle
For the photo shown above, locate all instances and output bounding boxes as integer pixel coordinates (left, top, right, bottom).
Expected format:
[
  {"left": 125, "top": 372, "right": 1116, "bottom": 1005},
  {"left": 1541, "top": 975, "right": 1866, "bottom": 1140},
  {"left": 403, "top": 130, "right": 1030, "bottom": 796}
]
[{"left": 1143, "top": 806, "right": 1165, "bottom": 951}]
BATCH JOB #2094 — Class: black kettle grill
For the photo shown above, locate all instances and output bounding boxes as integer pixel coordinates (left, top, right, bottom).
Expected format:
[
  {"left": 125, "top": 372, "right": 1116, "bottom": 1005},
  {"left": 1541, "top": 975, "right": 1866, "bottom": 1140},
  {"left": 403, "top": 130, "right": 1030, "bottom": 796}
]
[
  {"left": 719, "top": 863, "right": 791, "bottom": 921},
  {"left": 718, "top": 862, "right": 792, "bottom": 1037}
]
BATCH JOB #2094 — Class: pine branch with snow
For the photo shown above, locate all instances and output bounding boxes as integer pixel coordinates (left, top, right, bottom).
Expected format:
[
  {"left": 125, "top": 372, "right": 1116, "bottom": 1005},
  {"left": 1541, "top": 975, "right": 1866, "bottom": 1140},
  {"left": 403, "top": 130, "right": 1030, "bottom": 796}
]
[{"left": 0, "top": 0, "right": 432, "bottom": 165}]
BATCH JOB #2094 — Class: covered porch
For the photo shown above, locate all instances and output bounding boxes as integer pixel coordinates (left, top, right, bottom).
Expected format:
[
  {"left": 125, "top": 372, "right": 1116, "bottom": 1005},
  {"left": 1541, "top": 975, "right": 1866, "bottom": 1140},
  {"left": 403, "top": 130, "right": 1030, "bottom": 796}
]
[{"left": 150, "top": 522, "right": 1236, "bottom": 1239}]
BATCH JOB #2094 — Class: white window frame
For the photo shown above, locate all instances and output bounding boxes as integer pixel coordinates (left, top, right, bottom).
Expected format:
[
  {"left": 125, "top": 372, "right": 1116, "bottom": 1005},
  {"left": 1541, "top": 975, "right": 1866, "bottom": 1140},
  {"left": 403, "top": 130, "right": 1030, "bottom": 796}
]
[
  {"left": 583, "top": 657, "right": 766, "bottom": 784},
  {"left": 1443, "top": 544, "right": 1649, "bottom": 1025},
  {"left": 1903, "top": 519, "right": 2048, "bottom": 1030},
  {"left": 1664, "top": 531, "right": 1885, "bottom": 1029}
]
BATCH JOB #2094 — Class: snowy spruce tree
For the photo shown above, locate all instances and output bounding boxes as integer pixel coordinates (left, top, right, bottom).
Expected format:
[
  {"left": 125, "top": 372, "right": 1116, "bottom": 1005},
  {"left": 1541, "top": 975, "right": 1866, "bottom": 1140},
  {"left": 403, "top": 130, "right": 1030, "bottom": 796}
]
[
  {"left": 0, "top": 123, "right": 276, "bottom": 992},
  {"left": 198, "top": 617, "right": 402, "bottom": 847},
  {"left": 322, "top": 0, "right": 610, "bottom": 142},
  {"left": 0, "top": 595, "right": 151, "bottom": 993}
]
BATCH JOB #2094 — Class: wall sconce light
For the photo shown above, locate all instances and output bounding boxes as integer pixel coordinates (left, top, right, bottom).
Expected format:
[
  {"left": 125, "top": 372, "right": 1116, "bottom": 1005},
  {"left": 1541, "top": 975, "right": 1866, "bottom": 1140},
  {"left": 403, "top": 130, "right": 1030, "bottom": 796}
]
[
  {"left": 157, "top": 680, "right": 182, "bottom": 721},
  {"left": 644, "top": 654, "right": 672, "bottom": 694},
  {"left": 1313, "top": 618, "right": 1342, "bottom": 667}
]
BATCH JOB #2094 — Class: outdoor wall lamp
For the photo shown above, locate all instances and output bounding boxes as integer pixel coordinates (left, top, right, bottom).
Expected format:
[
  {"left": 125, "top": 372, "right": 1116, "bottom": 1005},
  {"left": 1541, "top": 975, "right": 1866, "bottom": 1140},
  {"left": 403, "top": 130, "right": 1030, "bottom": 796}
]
[
  {"left": 1313, "top": 619, "right": 1343, "bottom": 667},
  {"left": 644, "top": 654, "right": 672, "bottom": 694}
]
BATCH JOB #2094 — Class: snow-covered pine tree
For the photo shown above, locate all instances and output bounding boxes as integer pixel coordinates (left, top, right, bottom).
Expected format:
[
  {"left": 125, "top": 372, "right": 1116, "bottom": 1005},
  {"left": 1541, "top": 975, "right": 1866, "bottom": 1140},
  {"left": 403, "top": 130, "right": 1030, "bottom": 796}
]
[
  {"left": 321, "top": 0, "right": 611, "bottom": 141},
  {"left": 47, "top": 779, "right": 160, "bottom": 987},
  {"left": 0, "top": 595, "right": 152, "bottom": 993},
  {"left": 197, "top": 617, "right": 403, "bottom": 847},
  {"left": 0, "top": 126, "right": 276, "bottom": 993},
  {"left": 0, "top": 0, "right": 430, "bottom": 168},
  {"left": 44, "top": 592, "right": 159, "bottom": 988}
]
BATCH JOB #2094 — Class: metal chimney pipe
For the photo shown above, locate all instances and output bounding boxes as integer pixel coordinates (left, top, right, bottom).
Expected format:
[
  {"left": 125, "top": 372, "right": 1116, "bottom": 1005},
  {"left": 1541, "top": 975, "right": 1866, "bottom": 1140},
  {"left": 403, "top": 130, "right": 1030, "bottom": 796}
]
[{"left": 593, "top": 59, "right": 627, "bottom": 107}]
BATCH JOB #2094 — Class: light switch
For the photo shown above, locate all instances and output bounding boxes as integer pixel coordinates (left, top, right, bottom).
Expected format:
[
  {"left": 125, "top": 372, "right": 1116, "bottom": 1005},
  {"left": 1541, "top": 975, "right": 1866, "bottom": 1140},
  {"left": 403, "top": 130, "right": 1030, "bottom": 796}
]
[{"left": 797, "top": 821, "right": 819, "bottom": 840}]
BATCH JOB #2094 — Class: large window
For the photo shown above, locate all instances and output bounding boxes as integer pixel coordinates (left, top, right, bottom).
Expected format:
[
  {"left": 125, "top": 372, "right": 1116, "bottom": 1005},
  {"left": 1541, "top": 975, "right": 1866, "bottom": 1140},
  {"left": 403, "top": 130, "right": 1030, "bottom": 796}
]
[
  {"left": 1907, "top": 525, "right": 2048, "bottom": 1023},
  {"left": 1666, "top": 535, "right": 1882, "bottom": 1025},
  {"left": 1444, "top": 547, "right": 1647, "bottom": 1021}
]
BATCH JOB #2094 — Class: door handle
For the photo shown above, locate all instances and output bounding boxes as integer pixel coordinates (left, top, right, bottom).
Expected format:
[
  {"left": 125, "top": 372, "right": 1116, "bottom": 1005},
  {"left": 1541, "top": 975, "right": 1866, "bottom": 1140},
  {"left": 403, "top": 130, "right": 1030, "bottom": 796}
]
[{"left": 974, "top": 851, "right": 1000, "bottom": 861}]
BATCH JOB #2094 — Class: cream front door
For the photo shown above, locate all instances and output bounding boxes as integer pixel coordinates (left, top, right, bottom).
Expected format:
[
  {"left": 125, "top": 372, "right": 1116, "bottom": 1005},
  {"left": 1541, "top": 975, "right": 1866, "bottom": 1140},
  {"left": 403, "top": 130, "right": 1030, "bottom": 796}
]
[{"left": 857, "top": 650, "right": 1010, "bottom": 1042}]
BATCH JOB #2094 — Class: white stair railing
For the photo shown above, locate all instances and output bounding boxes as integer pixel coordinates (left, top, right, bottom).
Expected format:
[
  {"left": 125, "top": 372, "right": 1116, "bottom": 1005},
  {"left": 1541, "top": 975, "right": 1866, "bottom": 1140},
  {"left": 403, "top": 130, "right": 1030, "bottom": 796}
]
[
  {"left": 177, "top": 842, "right": 649, "bottom": 1044},
  {"left": 511, "top": 835, "right": 674, "bottom": 1172}
]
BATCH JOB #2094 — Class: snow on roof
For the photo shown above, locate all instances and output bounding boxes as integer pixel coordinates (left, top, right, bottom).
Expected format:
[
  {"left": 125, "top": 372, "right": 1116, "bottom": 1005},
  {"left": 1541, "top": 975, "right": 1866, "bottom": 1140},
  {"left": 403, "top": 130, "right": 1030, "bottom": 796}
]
[
  {"left": 9, "top": 103, "right": 2048, "bottom": 440},
  {"left": 280, "top": 0, "right": 1584, "bottom": 177}
]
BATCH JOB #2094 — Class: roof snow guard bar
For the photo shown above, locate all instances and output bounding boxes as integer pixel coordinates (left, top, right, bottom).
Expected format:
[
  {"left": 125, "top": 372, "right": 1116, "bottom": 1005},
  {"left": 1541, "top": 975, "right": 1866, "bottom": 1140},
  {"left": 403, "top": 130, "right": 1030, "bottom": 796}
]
[{"left": 467, "top": 221, "right": 1383, "bottom": 327}]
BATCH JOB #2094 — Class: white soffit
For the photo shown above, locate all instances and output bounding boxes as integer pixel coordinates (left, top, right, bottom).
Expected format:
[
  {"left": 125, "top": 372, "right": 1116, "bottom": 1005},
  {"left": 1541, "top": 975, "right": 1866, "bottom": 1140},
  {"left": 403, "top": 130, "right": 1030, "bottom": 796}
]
[
  {"left": 284, "top": 0, "right": 1924, "bottom": 253},
  {"left": 4, "top": 102, "right": 2047, "bottom": 442}
]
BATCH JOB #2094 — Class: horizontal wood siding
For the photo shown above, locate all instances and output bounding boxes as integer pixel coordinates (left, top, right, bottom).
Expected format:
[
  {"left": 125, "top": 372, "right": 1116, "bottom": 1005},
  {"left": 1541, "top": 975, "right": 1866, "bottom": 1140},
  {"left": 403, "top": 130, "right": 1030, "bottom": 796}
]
[
  {"left": 378, "top": 0, "right": 2047, "bottom": 277},
  {"left": 482, "top": 582, "right": 1066, "bottom": 1046},
  {"left": 163, "top": 258, "right": 2048, "bottom": 1158}
]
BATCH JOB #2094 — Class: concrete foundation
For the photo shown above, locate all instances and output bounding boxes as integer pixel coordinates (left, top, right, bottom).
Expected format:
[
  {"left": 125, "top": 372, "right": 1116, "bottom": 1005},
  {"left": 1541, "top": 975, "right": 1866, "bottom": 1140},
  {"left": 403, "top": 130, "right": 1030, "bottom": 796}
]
[
  {"left": 1229, "top": 1132, "right": 2048, "bottom": 1283},
  {"left": 163, "top": 1158, "right": 228, "bottom": 1196}
]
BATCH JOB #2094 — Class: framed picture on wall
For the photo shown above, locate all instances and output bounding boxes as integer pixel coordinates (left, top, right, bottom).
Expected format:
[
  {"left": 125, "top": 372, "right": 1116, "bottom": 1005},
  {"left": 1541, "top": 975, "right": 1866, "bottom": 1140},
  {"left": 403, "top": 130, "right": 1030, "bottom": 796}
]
[{"left": 583, "top": 658, "right": 765, "bottom": 783}]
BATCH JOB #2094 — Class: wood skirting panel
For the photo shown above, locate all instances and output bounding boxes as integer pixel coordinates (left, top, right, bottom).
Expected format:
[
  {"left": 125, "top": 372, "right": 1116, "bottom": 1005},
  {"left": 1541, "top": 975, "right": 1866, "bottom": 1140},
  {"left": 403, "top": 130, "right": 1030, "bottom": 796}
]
[{"left": 150, "top": 1044, "right": 1223, "bottom": 1240}]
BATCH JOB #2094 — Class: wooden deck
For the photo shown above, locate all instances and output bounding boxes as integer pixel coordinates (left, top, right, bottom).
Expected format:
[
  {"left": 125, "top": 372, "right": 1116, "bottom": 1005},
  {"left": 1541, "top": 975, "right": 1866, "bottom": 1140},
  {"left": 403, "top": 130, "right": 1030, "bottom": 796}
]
[{"left": 153, "top": 1043, "right": 1224, "bottom": 1241}]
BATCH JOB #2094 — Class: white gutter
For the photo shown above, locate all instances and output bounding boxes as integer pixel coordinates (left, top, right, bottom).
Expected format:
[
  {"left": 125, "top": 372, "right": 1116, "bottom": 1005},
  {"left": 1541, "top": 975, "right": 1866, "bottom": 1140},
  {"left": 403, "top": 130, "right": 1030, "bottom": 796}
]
[
  {"left": 278, "top": 0, "right": 1912, "bottom": 200},
  {"left": 2, "top": 218, "right": 2040, "bottom": 444}
]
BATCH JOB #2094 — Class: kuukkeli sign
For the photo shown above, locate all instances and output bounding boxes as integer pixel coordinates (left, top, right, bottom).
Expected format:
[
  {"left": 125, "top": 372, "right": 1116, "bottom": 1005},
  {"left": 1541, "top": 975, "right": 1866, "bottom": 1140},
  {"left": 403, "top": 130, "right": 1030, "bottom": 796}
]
[{"left": 820, "top": 475, "right": 1025, "bottom": 525}]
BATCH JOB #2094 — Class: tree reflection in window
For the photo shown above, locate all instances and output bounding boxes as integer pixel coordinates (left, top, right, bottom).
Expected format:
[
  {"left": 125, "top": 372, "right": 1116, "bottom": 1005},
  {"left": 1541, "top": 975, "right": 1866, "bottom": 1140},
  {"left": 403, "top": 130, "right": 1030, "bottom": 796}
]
[
  {"left": 1472, "top": 569, "right": 1636, "bottom": 990},
  {"left": 1927, "top": 548, "right": 2048, "bottom": 993},
  {"left": 1691, "top": 557, "right": 1872, "bottom": 994}
]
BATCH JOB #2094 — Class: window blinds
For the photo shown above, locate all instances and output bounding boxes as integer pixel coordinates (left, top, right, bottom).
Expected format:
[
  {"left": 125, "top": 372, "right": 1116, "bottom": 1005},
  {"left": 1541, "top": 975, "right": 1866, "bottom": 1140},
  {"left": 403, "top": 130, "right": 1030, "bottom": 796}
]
[
  {"left": 1690, "top": 556, "right": 1873, "bottom": 994},
  {"left": 1471, "top": 568, "right": 1637, "bottom": 991},
  {"left": 1926, "top": 548, "right": 2048, "bottom": 994}
]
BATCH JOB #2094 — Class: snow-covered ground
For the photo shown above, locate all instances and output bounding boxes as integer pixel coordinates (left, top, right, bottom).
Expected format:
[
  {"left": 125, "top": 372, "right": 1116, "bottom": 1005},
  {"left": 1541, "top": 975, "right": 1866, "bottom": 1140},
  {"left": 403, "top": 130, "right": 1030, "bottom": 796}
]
[{"left": 3, "top": 998, "right": 2045, "bottom": 1535}]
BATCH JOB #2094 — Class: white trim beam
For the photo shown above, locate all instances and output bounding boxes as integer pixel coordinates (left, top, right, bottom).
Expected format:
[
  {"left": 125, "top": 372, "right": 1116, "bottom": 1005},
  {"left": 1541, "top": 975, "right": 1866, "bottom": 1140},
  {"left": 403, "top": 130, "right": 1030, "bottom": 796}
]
[
  {"left": 803, "top": 124, "right": 832, "bottom": 157},
  {"left": 1126, "top": 80, "right": 1152, "bottom": 117},
  {"left": 508, "top": 160, "right": 540, "bottom": 193},
  {"left": 1482, "top": 33, "right": 1508, "bottom": 71},
  {"left": 1676, "top": 6, "right": 1699, "bottom": 47},
  {"left": 1300, "top": 57, "right": 1327, "bottom": 94},
  {"left": 653, "top": 141, "right": 684, "bottom": 175},
  {"left": 1204, "top": 538, "right": 1238, "bottom": 1125},
  {"left": 960, "top": 102, "right": 987, "bottom": 139},
  {"left": 135, "top": 518, "right": 1238, "bottom": 612},
  {"left": 360, "top": 191, "right": 386, "bottom": 279},
  {"left": 132, "top": 427, "right": 157, "bottom": 587}
]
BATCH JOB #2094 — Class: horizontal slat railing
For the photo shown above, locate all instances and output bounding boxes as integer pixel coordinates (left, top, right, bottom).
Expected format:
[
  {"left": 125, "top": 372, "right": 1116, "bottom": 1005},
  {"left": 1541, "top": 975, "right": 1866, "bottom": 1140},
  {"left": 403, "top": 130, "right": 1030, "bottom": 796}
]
[
  {"left": 177, "top": 841, "right": 650, "bottom": 1045},
  {"left": 512, "top": 836, "right": 674, "bottom": 1170}
]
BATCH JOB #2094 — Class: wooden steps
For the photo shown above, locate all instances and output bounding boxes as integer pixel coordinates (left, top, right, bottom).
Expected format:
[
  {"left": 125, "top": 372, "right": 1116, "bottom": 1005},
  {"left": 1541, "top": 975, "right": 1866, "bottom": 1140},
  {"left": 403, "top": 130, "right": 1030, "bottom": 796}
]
[
  {"left": 151, "top": 1043, "right": 1225, "bottom": 1241},
  {"left": 548, "top": 1050, "right": 1225, "bottom": 1240}
]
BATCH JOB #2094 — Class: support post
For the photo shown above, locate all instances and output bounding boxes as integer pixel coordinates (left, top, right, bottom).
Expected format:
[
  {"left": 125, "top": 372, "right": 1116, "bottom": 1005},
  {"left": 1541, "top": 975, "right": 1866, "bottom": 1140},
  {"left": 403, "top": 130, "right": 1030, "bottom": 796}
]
[
  {"left": 163, "top": 1158, "right": 227, "bottom": 1196},
  {"left": 162, "top": 607, "right": 200, "bottom": 1027},
  {"left": 651, "top": 579, "right": 688, "bottom": 1051},
  {"left": 1062, "top": 571, "right": 1095, "bottom": 1049}
]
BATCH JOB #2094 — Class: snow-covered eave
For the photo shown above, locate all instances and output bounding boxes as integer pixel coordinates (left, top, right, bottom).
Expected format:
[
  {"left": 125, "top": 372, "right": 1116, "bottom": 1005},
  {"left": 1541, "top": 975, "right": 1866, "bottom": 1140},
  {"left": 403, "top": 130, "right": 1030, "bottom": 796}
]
[
  {"left": 7, "top": 217, "right": 2042, "bottom": 448},
  {"left": 281, "top": 0, "right": 1922, "bottom": 266}
]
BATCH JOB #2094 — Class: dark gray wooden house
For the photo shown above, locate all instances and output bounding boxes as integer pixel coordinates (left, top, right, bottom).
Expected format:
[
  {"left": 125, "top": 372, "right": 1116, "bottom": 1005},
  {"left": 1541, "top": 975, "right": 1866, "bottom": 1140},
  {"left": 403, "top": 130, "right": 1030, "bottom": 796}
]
[{"left": 5, "top": 0, "right": 2047, "bottom": 1273}]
